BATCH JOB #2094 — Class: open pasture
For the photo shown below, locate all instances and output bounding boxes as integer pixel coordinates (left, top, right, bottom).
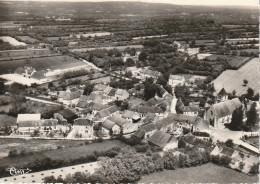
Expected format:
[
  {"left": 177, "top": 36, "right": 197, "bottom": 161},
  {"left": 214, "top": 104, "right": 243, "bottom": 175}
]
[
  {"left": 212, "top": 58, "right": 259, "bottom": 96},
  {"left": 0, "top": 36, "right": 27, "bottom": 46},
  {"left": 0, "top": 55, "right": 86, "bottom": 75},
  {"left": 0, "top": 49, "right": 52, "bottom": 59},
  {"left": 140, "top": 163, "right": 258, "bottom": 183}
]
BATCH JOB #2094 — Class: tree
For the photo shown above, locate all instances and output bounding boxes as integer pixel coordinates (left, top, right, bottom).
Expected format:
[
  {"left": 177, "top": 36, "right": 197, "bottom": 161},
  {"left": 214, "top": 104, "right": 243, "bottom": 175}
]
[
  {"left": 225, "top": 139, "right": 234, "bottom": 148},
  {"left": 83, "top": 82, "right": 94, "bottom": 96},
  {"left": 156, "top": 76, "right": 167, "bottom": 86},
  {"left": 246, "top": 88, "right": 254, "bottom": 100},
  {"left": 138, "top": 51, "right": 148, "bottom": 62},
  {"left": 229, "top": 106, "right": 243, "bottom": 130},
  {"left": 0, "top": 81, "right": 4, "bottom": 94},
  {"left": 246, "top": 102, "right": 257, "bottom": 129},
  {"left": 8, "top": 83, "right": 26, "bottom": 115},
  {"left": 243, "top": 79, "right": 248, "bottom": 86}
]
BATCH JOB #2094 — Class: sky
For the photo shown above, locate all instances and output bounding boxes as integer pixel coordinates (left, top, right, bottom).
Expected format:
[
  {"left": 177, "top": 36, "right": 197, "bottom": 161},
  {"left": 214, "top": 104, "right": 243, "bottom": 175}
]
[{"left": 3, "top": 0, "right": 259, "bottom": 7}]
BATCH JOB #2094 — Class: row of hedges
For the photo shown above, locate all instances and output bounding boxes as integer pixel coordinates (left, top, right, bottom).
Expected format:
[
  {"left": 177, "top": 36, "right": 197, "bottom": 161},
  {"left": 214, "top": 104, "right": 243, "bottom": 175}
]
[{"left": 0, "top": 146, "right": 121, "bottom": 178}]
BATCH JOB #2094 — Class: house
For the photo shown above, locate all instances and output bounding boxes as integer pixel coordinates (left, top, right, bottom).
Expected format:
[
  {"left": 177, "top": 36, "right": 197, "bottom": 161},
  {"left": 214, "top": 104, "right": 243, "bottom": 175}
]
[
  {"left": 15, "top": 118, "right": 59, "bottom": 135},
  {"left": 17, "top": 114, "right": 41, "bottom": 125},
  {"left": 183, "top": 106, "right": 200, "bottom": 117},
  {"left": 70, "top": 118, "right": 94, "bottom": 138},
  {"left": 216, "top": 88, "right": 229, "bottom": 102},
  {"left": 115, "top": 89, "right": 129, "bottom": 101},
  {"left": 139, "top": 123, "right": 157, "bottom": 139},
  {"left": 122, "top": 110, "right": 141, "bottom": 123},
  {"left": 94, "top": 106, "right": 118, "bottom": 122},
  {"left": 101, "top": 119, "right": 121, "bottom": 136},
  {"left": 205, "top": 98, "right": 242, "bottom": 127},
  {"left": 148, "top": 130, "right": 178, "bottom": 151},
  {"left": 168, "top": 75, "right": 185, "bottom": 88},
  {"left": 192, "top": 118, "right": 209, "bottom": 133},
  {"left": 57, "top": 109, "right": 78, "bottom": 124},
  {"left": 187, "top": 48, "right": 200, "bottom": 56}
]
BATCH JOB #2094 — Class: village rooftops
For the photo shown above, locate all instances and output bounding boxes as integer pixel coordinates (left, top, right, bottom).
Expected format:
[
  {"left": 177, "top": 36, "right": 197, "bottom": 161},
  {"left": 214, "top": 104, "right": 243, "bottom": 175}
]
[
  {"left": 122, "top": 110, "right": 140, "bottom": 119},
  {"left": 167, "top": 113, "right": 197, "bottom": 123},
  {"left": 101, "top": 119, "right": 116, "bottom": 130},
  {"left": 169, "top": 75, "right": 185, "bottom": 81},
  {"left": 107, "top": 115, "right": 126, "bottom": 127},
  {"left": 17, "top": 114, "right": 41, "bottom": 123},
  {"left": 148, "top": 130, "right": 175, "bottom": 148}
]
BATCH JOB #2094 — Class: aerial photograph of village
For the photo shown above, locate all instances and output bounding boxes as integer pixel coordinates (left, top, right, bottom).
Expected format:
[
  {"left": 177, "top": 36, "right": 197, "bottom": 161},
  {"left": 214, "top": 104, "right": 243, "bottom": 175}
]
[{"left": 0, "top": 0, "right": 259, "bottom": 183}]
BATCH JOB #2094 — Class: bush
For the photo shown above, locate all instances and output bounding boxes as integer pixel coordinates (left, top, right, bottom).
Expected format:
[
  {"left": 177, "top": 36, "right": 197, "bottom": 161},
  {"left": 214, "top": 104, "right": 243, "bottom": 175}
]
[
  {"left": 134, "top": 144, "right": 149, "bottom": 153},
  {"left": 8, "top": 149, "right": 18, "bottom": 157},
  {"left": 178, "top": 139, "right": 186, "bottom": 148}
]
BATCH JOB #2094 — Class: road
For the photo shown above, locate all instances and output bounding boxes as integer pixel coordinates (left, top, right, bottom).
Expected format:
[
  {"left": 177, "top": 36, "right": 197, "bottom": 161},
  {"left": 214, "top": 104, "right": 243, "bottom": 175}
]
[
  {"left": 25, "top": 96, "right": 62, "bottom": 105},
  {"left": 210, "top": 127, "right": 259, "bottom": 154},
  {"left": 0, "top": 162, "right": 100, "bottom": 183}
]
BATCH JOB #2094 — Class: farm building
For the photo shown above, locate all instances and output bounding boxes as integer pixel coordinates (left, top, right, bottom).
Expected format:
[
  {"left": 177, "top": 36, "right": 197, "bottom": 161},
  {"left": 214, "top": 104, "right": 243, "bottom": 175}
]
[
  {"left": 205, "top": 98, "right": 242, "bottom": 127},
  {"left": 71, "top": 118, "right": 94, "bottom": 138},
  {"left": 148, "top": 130, "right": 178, "bottom": 151}
]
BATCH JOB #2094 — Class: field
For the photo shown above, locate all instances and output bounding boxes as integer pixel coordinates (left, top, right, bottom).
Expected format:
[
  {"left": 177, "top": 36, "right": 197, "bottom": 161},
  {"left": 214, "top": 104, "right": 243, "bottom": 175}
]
[
  {"left": 139, "top": 163, "right": 258, "bottom": 183},
  {"left": 0, "top": 49, "right": 52, "bottom": 59},
  {"left": 227, "top": 56, "right": 251, "bottom": 68},
  {"left": 0, "top": 55, "right": 87, "bottom": 75},
  {"left": 232, "top": 49, "right": 259, "bottom": 55},
  {"left": 16, "top": 36, "right": 39, "bottom": 44},
  {"left": 0, "top": 115, "right": 16, "bottom": 128},
  {"left": 75, "top": 32, "right": 112, "bottom": 38},
  {"left": 70, "top": 45, "right": 144, "bottom": 52},
  {"left": 0, "top": 36, "right": 27, "bottom": 46},
  {"left": 0, "top": 139, "right": 126, "bottom": 167},
  {"left": 212, "top": 58, "right": 259, "bottom": 96}
]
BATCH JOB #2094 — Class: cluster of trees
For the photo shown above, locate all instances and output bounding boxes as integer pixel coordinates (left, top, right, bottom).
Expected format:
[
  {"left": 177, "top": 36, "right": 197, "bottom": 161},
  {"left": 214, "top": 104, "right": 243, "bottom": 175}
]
[
  {"left": 228, "top": 102, "right": 257, "bottom": 131},
  {"left": 62, "top": 69, "right": 90, "bottom": 79}
]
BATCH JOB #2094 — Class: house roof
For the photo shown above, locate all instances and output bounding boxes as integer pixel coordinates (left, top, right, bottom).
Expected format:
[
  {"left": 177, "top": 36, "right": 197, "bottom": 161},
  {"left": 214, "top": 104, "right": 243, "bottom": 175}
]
[
  {"left": 183, "top": 106, "right": 200, "bottom": 113},
  {"left": 115, "top": 89, "right": 129, "bottom": 97},
  {"left": 212, "top": 98, "right": 242, "bottom": 118},
  {"left": 58, "top": 109, "right": 77, "bottom": 119},
  {"left": 107, "top": 115, "right": 126, "bottom": 127},
  {"left": 74, "top": 118, "right": 92, "bottom": 126},
  {"left": 108, "top": 88, "right": 117, "bottom": 96},
  {"left": 169, "top": 75, "right": 185, "bottom": 81},
  {"left": 59, "top": 91, "right": 81, "bottom": 101},
  {"left": 141, "top": 123, "right": 157, "bottom": 133},
  {"left": 102, "top": 119, "right": 116, "bottom": 130},
  {"left": 154, "top": 116, "right": 177, "bottom": 129},
  {"left": 107, "top": 106, "right": 118, "bottom": 114},
  {"left": 18, "top": 119, "right": 58, "bottom": 127},
  {"left": 148, "top": 130, "right": 172, "bottom": 148},
  {"left": 93, "top": 84, "right": 108, "bottom": 91},
  {"left": 167, "top": 113, "right": 197, "bottom": 123},
  {"left": 133, "top": 129, "right": 145, "bottom": 138},
  {"left": 218, "top": 88, "right": 228, "bottom": 96},
  {"left": 220, "top": 147, "right": 235, "bottom": 157},
  {"left": 146, "top": 98, "right": 158, "bottom": 106},
  {"left": 122, "top": 110, "right": 138, "bottom": 119},
  {"left": 143, "top": 113, "right": 156, "bottom": 124},
  {"left": 17, "top": 114, "right": 41, "bottom": 123},
  {"left": 194, "top": 118, "right": 209, "bottom": 130},
  {"left": 104, "top": 86, "right": 113, "bottom": 94}
]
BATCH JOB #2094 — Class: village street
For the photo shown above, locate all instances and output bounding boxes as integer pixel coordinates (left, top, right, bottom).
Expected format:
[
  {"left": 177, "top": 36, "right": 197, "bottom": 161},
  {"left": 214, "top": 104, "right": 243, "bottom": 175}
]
[
  {"left": 210, "top": 127, "right": 259, "bottom": 154},
  {"left": 0, "top": 161, "right": 100, "bottom": 183}
]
